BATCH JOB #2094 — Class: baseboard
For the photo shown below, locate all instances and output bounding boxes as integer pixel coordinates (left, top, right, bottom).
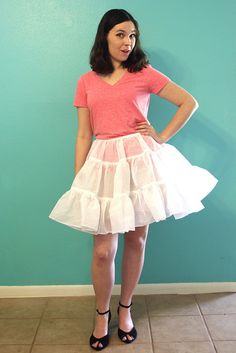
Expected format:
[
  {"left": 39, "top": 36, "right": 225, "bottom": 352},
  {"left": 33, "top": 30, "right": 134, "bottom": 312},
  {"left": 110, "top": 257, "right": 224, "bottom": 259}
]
[{"left": 0, "top": 282, "right": 236, "bottom": 298}]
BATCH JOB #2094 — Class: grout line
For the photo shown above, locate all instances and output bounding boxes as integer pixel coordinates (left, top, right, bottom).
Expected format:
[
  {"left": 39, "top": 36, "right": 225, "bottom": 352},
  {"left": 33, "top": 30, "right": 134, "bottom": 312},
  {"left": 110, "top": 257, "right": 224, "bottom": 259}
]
[
  {"left": 194, "top": 294, "right": 218, "bottom": 353},
  {"left": 29, "top": 297, "right": 49, "bottom": 353},
  {"left": 144, "top": 295, "right": 155, "bottom": 353}
]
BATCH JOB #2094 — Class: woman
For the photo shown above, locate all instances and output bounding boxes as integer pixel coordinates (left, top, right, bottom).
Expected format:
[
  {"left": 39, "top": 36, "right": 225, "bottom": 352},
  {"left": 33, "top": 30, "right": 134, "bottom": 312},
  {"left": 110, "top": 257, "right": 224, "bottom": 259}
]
[{"left": 49, "top": 8, "right": 218, "bottom": 351}]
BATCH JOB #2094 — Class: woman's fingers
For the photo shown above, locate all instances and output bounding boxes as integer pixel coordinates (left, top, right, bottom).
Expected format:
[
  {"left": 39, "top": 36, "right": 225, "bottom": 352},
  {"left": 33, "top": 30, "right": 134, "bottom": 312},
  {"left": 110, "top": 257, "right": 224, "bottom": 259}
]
[{"left": 136, "top": 122, "right": 165, "bottom": 143}]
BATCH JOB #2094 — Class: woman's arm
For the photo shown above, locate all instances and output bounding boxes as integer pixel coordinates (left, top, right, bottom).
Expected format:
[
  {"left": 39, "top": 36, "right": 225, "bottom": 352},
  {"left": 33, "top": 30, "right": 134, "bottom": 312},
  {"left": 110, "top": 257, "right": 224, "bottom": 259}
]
[
  {"left": 136, "top": 81, "right": 199, "bottom": 143},
  {"left": 74, "top": 107, "right": 93, "bottom": 176},
  {"left": 156, "top": 81, "right": 199, "bottom": 143}
]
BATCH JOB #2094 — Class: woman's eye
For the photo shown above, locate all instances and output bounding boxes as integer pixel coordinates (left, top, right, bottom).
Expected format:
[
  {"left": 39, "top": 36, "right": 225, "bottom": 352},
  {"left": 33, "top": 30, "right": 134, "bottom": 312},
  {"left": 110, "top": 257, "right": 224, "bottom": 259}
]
[{"left": 117, "top": 33, "right": 136, "bottom": 38}]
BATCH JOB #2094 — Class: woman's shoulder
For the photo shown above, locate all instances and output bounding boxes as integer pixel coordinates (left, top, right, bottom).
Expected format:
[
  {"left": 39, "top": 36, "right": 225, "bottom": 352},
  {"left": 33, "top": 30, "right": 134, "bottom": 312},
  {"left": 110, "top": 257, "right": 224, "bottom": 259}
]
[
  {"left": 140, "top": 64, "right": 171, "bottom": 80},
  {"left": 131, "top": 64, "right": 159, "bottom": 77},
  {"left": 141, "top": 64, "right": 160, "bottom": 74},
  {"left": 77, "top": 70, "right": 95, "bottom": 82}
]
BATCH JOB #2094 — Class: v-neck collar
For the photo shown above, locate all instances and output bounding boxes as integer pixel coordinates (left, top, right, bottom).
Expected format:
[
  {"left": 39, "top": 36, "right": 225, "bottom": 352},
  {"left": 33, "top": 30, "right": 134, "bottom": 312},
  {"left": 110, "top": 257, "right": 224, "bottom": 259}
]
[{"left": 94, "top": 69, "right": 129, "bottom": 87}]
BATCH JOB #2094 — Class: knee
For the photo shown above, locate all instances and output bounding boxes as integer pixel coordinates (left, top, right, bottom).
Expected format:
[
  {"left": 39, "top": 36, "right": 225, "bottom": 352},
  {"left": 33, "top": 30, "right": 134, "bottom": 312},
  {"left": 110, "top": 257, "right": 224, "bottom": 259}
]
[
  {"left": 94, "top": 245, "right": 116, "bottom": 262},
  {"left": 125, "top": 234, "right": 146, "bottom": 252},
  {"left": 93, "top": 233, "right": 118, "bottom": 263}
]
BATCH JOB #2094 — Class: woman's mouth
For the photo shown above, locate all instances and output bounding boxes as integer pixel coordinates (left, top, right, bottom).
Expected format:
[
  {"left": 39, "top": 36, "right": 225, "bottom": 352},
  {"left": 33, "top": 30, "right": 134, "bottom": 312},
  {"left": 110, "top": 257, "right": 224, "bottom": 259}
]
[{"left": 120, "top": 50, "right": 130, "bottom": 55}]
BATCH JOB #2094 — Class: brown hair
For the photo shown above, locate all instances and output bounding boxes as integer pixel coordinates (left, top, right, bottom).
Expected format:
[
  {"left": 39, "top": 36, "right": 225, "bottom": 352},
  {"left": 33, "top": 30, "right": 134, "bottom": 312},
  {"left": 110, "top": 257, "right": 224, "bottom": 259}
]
[{"left": 89, "top": 9, "right": 149, "bottom": 74}]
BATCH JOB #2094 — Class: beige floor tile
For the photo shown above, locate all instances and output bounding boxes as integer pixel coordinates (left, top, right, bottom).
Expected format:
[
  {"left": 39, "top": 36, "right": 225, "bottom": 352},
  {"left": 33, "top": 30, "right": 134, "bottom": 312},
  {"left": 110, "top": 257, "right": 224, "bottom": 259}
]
[
  {"left": 0, "top": 319, "right": 39, "bottom": 344},
  {"left": 32, "top": 343, "right": 153, "bottom": 353},
  {"left": 32, "top": 345, "right": 92, "bottom": 353},
  {"left": 196, "top": 293, "right": 236, "bottom": 314},
  {"left": 146, "top": 294, "right": 200, "bottom": 316},
  {"left": 34, "top": 318, "right": 93, "bottom": 345},
  {"left": 204, "top": 314, "right": 236, "bottom": 340},
  {"left": 153, "top": 341, "right": 216, "bottom": 353},
  {"left": 150, "top": 315, "right": 210, "bottom": 342},
  {"left": 0, "top": 298, "right": 47, "bottom": 318},
  {"left": 105, "top": 343, "right": 153, "bottom": 352},
  {"left": 43, "top": 296, "right": 95, "bottom": 319},
  {"left": 0, "top": 346, "right": 31, "bottom": 353},
  {"left": 214, "top": 341, "right": 236, "bottom": 353},
  {"left": 3, "top": 293, "right": 236, "bottom": 353}
]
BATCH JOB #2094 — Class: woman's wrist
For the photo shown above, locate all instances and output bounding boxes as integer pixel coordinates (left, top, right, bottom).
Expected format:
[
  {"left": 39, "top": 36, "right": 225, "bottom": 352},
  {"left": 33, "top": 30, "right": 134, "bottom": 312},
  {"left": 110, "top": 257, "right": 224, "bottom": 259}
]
[
  {"left": 154, "top": 130, "right": 168, "bottom": 144},
  {"left": 160, "top": 133, "right": 169, "bottom": 143}
]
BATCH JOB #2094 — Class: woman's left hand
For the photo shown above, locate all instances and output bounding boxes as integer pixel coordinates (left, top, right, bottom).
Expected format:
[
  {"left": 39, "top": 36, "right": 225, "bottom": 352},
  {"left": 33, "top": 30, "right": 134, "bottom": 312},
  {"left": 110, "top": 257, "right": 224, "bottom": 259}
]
[{"left": 135, "top": 122, "right": 166, "bottom": 144}]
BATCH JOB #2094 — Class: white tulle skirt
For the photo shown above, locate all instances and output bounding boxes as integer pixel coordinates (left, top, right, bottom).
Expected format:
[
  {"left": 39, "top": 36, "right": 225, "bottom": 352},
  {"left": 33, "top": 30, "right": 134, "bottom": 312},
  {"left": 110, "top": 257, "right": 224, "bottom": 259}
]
[{"left": 48, "top": 132, "right": 218, "bottom": 235}]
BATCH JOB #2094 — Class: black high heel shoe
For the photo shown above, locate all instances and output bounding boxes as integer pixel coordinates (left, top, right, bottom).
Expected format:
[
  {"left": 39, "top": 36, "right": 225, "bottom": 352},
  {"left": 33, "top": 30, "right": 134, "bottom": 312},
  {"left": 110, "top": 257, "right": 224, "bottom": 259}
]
[
  {"left": 117, "top": 301, "right": 137, "bottom": 344},
  {"left": 89, "top": 308, "right": 111, "bottom": 351}
]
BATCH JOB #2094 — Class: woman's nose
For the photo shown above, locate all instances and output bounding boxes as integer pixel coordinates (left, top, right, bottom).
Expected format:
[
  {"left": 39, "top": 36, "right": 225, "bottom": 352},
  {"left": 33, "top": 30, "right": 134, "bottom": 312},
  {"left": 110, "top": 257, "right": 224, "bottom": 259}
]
[{"left": 124, "top": 36, "right": 132, "bottom": 45}]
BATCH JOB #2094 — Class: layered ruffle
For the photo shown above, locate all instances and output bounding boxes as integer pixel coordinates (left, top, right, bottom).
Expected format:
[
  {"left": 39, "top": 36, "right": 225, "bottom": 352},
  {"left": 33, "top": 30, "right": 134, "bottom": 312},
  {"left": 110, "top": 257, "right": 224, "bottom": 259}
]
[{"left": 49, "top": 133, "right": 218, "bottom": 235}]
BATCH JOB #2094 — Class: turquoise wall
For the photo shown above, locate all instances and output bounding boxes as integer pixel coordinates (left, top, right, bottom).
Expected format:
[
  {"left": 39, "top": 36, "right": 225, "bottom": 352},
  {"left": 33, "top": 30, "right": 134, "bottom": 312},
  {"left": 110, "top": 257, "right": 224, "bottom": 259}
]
[{"left": 0, "top": 0, "right": 235, "bottom": 286}]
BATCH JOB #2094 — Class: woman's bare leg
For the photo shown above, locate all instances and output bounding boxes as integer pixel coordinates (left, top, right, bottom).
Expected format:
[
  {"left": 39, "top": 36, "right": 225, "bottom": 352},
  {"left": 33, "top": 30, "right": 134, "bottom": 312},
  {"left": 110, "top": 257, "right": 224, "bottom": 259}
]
[
  {"left": 91, "top": 232, "right": 119, "bottom": 349},
  {"left": 119, "top": 224, "right": 149, "bottom": 341}
]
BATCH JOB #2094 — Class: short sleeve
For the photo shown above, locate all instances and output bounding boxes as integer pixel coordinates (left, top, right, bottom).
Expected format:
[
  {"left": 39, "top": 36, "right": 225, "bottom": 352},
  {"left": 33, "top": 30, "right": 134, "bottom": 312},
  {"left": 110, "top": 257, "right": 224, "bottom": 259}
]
[
  {"left": 147, "top": 64, "right": 171, "bottom": 95},
  {"left": 73, "top": 76, "right": 88, "bottom": 107}
]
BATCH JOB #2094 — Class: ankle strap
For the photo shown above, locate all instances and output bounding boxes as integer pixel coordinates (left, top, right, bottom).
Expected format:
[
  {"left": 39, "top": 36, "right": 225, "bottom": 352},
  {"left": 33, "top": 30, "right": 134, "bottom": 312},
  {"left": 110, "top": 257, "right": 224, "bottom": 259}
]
[
  {"left": 119, "top": 301, "right": 132, "bottom": 308},
  {"left": 96, "top": 308, "right": 110, "bottom": 315}
]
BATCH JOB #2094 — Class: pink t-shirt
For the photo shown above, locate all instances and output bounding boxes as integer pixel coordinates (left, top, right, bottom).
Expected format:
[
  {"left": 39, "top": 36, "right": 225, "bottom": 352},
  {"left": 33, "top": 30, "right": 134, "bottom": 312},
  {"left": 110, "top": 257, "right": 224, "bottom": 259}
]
[{"left": 73, "top": 64, "right": 171, "bottom": 139}]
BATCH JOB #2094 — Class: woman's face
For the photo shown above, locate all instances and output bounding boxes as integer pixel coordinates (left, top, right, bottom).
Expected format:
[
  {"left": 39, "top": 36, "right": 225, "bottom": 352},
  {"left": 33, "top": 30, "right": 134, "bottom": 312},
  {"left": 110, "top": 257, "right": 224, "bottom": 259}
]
[{"left": 106, "top": 21, "right": 137, "bottom": 68}]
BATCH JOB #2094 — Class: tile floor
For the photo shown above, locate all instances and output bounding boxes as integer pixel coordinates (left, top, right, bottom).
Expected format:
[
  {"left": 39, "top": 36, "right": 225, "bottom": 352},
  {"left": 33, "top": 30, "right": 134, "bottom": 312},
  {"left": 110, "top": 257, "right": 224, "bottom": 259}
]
[{"left": 0, "top": 293, "right": 236, "bottom": 352}]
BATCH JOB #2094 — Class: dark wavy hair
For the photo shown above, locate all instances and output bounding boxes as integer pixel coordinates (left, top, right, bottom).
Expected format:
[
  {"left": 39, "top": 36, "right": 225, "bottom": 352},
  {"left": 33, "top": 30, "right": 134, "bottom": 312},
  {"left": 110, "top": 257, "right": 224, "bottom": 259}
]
[{"left": 89, "top": 9, "right": 149, "bottom": 74}]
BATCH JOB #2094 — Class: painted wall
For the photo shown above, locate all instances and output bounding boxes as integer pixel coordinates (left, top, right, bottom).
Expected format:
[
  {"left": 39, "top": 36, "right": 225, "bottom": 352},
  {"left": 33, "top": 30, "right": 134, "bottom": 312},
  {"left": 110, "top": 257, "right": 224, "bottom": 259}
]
[{"left": 0, "top": 0, "right": 235, "bottom": 285}]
